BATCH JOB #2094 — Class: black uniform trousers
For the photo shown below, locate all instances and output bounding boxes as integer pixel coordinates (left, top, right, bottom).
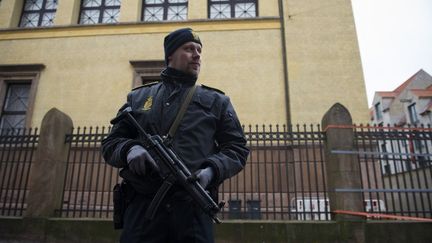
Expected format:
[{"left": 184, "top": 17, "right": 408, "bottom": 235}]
[{"left": 120, "top": 193, "right": 214, "bottom": 243}]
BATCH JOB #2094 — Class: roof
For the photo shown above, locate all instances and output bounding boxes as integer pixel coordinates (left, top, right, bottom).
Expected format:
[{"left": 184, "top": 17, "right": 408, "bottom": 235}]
[
  {"left": 410, "top": 89, "right": 432, "bottom": 98},
  {"left": 393, "top": 69, "right": 425, "bottom": 93},
  {"left": 374, "top": 69, "right": 430, "bottom": 98},
  {"left": 420, "top": 100, "right": 432, "bottom": 115},
  {"left": 372, "top": 69, "right": 432, "bottom": 107}
]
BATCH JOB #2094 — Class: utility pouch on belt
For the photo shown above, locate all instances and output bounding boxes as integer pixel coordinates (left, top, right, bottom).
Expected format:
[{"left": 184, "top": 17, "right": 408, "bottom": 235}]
[{"left": 113, "top": 181, "right": 128, "bottom": 229}]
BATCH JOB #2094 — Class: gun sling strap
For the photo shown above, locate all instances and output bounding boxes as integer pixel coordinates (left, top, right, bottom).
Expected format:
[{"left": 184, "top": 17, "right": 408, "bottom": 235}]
[
  {"left": 166, "top": 84, "right": 197, "bottom": 140},
  {"left": 108, "top": 85, "right": 222, "bottom": 223},
  {"left": 144, "top": 84, "right": 197, "bottom": 221}
]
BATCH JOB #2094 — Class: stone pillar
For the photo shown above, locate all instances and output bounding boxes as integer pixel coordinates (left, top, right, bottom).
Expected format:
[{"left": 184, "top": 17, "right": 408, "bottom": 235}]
[
  {"left": 25, "top": 108, "right": 73, "bottom": 218},
  {"left": 321, "top": 103, "right": 365, "bottom": 242}
]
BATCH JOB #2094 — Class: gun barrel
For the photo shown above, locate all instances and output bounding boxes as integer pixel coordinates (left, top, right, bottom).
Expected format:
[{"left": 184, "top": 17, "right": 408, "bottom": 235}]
[{"left": 152, "top": 138, "right": 221, "bottom": 220}]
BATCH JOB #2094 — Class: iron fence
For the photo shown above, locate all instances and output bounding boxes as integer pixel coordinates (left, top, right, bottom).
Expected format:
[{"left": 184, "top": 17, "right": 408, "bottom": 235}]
[
  {"left": 58, "top": 124, "right": 330, "bottom": 220},
  {"left": 353, "top": 125, "right": 432, "bottom": 218},
  {"left": 1, "top": 124, "right": 431, "bottom": 221},
  {"left": 0, "top": 128, "right": 39, "bottom": 217},
  {"left": 59, "top": 126, "right": 119, "bottom": 218},
  {"left": 219, "top": 124, "right": 328, "bottom": 220}
]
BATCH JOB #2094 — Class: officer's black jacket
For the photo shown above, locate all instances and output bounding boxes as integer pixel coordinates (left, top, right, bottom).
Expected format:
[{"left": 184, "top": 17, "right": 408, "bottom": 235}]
[{"left": 101, "top": 67, "right": 249, "bottom": 195}]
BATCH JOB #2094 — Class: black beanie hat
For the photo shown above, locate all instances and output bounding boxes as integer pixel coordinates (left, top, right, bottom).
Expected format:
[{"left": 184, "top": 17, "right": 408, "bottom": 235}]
[{"left": 164, "top": 28, "right": 202, "bottom": 65}]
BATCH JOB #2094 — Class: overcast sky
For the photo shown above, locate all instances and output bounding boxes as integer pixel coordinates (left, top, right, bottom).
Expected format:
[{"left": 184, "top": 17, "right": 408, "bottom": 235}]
[{"left": 351, "top": 0, "right": 432, "bottom": 106}]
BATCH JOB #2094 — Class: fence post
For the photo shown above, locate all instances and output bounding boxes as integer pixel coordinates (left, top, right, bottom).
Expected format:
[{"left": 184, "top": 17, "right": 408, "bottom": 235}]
[
  {"left": 321, "top": 103, "right": 365, "bottom": 242},
  {"left": 25, "top": 108, "right": 73, "bottom": 218}
]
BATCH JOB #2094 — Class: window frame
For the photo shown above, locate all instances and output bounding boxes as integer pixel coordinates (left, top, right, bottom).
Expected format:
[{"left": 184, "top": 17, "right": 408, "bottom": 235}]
[
  {"left": 208, "top": 0, "right": 258, "bottom": 19},
  {"left": 78, "top": 0, "right": 122, "bottom": 25},
  {"left": 408, "top": 103, "right": 419, "bottom": 124},
  {"left": 0, "top": 82, "right": 32, "bottom": 131},
  {"left": 0, "top": 64, "right": 44, "bottom": 129},
  {"left": 19, "top": 0, "right": 58, "bottom": 28},
  {"left": 141, "top": 0, "right": 188, "bottom": 22},
  {"left": 130, "top": 60, "right": 165, "bottom": 88},
  {"left": 374, "top": 102, "right": 382, "bottom": 120}
]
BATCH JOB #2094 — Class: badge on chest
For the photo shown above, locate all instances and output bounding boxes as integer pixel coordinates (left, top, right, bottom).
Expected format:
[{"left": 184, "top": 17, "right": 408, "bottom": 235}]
[{"left": 142, "top": 96, "right": 153, "bottom": 111}]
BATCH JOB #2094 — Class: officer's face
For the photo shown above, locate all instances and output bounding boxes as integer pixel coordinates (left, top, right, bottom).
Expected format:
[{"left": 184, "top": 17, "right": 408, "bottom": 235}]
[{"left": 168, "top": 41, "right": 202, "bottom": 77}]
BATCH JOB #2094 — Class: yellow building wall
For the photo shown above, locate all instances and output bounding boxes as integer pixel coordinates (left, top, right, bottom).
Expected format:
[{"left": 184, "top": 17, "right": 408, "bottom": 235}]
[
  {"left": 259, "top": 0, "right": 280, "bottom": 17},
  {"left": 283, "top": 0, "right": 369, "bottom": 123},
  {"left": 0, "top": 0, "right": 369, "bottom": 127},
  {"left": 188, "top": 1, "right": 207, "bottom": 19},
  {"left": 119, "top": 0, "right": 141, "bottom": 22},
  {"left": 0, "top": 20, "right": 285, "bottom": 127},
  {"left": 187, "top": 0, "right": 280, "bottom": 19},
  {"left": 55, "top": 0, "right": 81, "bottom": 25},
  {"left": 0, "top": 0, "right": 23, "bottom": 28},
  {"left": 200, "top": 28, "right": 286, "bottom": 126}
]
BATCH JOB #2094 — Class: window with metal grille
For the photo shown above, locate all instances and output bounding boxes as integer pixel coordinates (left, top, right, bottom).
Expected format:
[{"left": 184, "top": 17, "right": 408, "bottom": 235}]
[
  {"left": 142, "top": 0, "right": 188, "bottom": 22},
  {"left": 0, "top": 65, "right": 43, "bottom": 133},
  {"left": 0, "top": 83, "right": 31, "bottom": 131},
  {"left": 79, "top": 0, "right": 121, "bottom": 25},
  {"left": 208, "top": 0, "right": 257, "bottom": 19},
  {"left": 19, "top": 0, "right": 58, "bottom": 27}
]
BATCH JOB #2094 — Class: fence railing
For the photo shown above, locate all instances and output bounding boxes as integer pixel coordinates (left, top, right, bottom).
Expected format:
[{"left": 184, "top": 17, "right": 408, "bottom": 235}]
[
  {"left": 0, "top": 124, "right": 431, "bottom": 221},
  {"left": 354, "top": 125, "right": 432, "bottom": 218},
  {"left": 220, "top": 124, "right": 328, "bottom": 220},
  {"left": 58, "top": 124, "right": 330, "bottom": 220},
  {"left": 0, "top": 128, "right": 39, "bottom": 217},
  {"left": 59, "top": 126, "right": 119, "bottom": 218}
]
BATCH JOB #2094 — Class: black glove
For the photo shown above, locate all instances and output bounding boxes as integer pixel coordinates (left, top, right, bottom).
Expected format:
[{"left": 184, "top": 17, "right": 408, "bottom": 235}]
[
  {"left": 126, "top": 145, "right": 158, "bottom": 176},
  {"left": 196, "top": 167, "right": 214, "bottom": 189}
]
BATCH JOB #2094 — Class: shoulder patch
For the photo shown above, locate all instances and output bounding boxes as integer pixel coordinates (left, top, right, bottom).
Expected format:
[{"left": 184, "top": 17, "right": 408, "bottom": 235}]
[
  {"left": 132, "top": 81, "right": 159, "bottom": 91},
  {"left": 201, "top": 84, "right": 225, "bottom": 94}
]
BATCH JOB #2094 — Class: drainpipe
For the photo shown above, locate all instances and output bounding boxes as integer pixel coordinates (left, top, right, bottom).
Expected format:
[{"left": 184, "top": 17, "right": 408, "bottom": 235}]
[{"left": 278, "top": 0, "right": 291, "bottom": 126}]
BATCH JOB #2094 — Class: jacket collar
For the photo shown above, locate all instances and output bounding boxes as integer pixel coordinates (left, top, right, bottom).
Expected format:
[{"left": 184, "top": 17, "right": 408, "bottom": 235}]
[{"left": 160, "top": 67, "right": 197, "bottom": 86}]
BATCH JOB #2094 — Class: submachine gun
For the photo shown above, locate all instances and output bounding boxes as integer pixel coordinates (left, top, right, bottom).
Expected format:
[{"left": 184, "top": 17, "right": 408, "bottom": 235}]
[{"left": 111, "top": 107, "right": 224, "bottom": 223}]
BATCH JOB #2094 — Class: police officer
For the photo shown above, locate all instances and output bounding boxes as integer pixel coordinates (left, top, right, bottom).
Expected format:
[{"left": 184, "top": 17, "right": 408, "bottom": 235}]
[{"left": 101, "top": 28, "right": 249, "bottom": 243}]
